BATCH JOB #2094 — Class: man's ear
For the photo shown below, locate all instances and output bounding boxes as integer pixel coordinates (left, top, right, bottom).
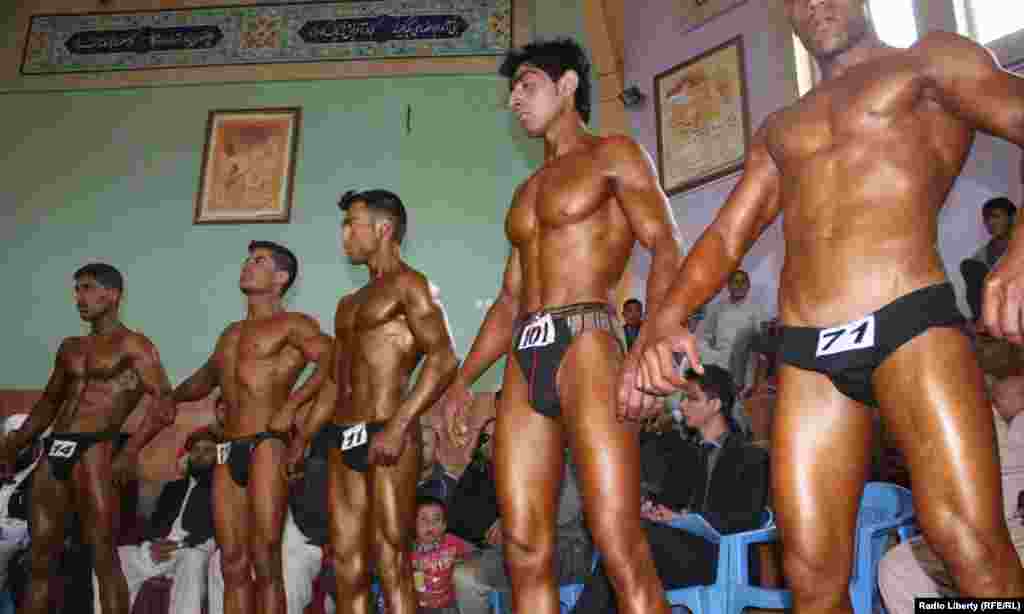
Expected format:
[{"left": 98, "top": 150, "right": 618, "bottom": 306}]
[
  {"left": 375, "top": 217, "right": 395, "bottom": 244},
  {"left": 273, "top": 269, "right": 289, "bottom": 289},
  {"left": 557, "top": 69, "right": 580, "bottom": 101}
]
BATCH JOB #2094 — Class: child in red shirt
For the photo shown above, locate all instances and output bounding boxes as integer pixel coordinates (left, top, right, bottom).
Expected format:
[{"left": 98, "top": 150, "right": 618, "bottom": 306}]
[{"left": 411, "top": 496, "right": 473, "bottom": 613}]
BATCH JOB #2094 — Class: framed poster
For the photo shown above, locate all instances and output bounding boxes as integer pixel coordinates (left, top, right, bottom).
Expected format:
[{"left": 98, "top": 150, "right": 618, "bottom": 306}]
[
  {"left": 194, "top": 107, "right": 301, "bottom": 224},
  {"left": 655, "top": 36, "right": 750, "bottom": 196},
  {"left": 678, "top": 0, "right": 749, "bottom": 34}
]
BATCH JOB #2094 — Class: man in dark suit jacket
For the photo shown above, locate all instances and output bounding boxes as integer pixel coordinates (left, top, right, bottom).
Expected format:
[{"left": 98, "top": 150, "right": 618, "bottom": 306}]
[
  {"left": 575, "top": 365, "right": 770, "bottom": 613},
  {"left": 96, "top": 429, "right": 217, "bottom": 614}
]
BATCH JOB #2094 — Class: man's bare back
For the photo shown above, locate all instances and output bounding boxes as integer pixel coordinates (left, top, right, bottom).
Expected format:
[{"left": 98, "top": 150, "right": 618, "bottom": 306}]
[{"left": 624, "top": 1, "right": 1024, "bottom": 607}]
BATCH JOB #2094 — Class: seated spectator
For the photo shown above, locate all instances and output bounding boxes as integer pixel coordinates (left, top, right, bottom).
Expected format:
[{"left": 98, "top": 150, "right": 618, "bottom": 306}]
[
  {"left": 412, "top": 496, "right": 473, "bottom": 613},
  {"left": 962, "top": 196, "right": 1017, "bottom": 322},
  {"left": 452, "top": 418, "right": 593, "bottom": 614},
  {"left": 0, "top": 414, "right": 41, "bottom": 614},
  {"left": 93, "top": 428, "right": 217, "bottom": 613},
  {"left": 209, "top": 427, "right": 330, "bottom": 614},
  {"left": 879, "top": 374, "right": 1024, "bottom": 612},
  {"left": 418, "top": 423, "right": 457, "bottom": 503},
  {"left": 573, "top": 365, "right": 770, "bottom": 614},
  {"left": 638, "top": 409, "right": 689, "bottom": 505}
]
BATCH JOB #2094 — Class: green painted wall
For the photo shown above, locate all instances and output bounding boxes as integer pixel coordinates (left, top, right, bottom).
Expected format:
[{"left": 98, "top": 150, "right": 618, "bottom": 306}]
[{"left": 0, "top": 2, "right": 589, "bottom": 391}]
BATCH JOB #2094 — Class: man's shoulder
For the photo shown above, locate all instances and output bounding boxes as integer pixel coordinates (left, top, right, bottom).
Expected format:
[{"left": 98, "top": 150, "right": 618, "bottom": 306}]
[
  {"left": 593, "top": 133, "right": 649, "bottom": 165},
  {"left": 119, "top": 329, "right": 159, "bottom": 355}
]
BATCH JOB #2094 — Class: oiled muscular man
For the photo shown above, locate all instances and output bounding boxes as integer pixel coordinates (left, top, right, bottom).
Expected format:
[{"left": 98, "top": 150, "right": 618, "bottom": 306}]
[
  {"left": 0, "top": 263, "right": 176, "bottom": 614},
  {"left": 173, "top": 241, "right": 331, "bottom": 614},
  {"left": 441, "top": 39, "right": 682, "bottom": 614},
  {"left": 290, "top": 189, "right": 458, "bottom": 614},
  {"left": 622, "top": 1, "right": 1024, "bottom": 609}
]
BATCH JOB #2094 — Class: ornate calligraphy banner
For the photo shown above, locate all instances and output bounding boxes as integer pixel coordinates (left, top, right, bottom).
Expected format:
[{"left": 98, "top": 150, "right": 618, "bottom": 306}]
[{"left": 22, "top": 1, "right": 512, "bottom": 75}]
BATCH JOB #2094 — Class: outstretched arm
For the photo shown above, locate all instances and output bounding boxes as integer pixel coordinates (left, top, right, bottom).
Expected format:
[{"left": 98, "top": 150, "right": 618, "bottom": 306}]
[
  {"left": 607, "top": 136, "right": 683, "bottom": 318},
  {"left": 172, "top": 356, "right": 220, "bottom": 405},
  {"left": 371, "top": 273, "right": 459, "bottom": 465},
  {"left": 454, "top": 240, "right": 523, "bottom": 389},
  {"left": 619, "top": 125, "right": 782, "bottom": 416},
  {"left": 441, "top": 242, "right": 523, "bottom": 444},
  {"left": 919, "top": 34, "right": 1024, "bottom": 341},
  {"left": 2, "top": 341, "right": 73, "bottom": 472}
]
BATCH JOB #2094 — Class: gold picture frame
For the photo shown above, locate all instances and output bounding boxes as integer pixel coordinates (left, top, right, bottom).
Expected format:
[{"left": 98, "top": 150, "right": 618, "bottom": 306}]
[
  {"left": 194, "top": 107, "right": 301, "bottom": 224},
  {"left": 655, "top": 36, "right": 751, "bottom": 196}
]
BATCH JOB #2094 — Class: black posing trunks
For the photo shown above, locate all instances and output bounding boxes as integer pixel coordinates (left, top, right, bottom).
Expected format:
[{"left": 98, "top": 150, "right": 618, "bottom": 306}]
[
  {"left": 43, "top": 431, "right": 131, "bottom": 482},
  {"left": 511, "top": 302, "right": 626, "bottom": 419},
  {"left": 215, "top": 431, "right": 289, "bottom": 487},
  {"left": 777, "top": 283, "right": 964, "bottom": 407},
  {"left": 319, "top": 422, "right": 386, "bottom": 473}
]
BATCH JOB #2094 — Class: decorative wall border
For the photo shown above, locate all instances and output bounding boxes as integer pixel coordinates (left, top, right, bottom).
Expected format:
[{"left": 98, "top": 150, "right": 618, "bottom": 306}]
[
  {"left": 1, "top": 0, "right": 531, "bottom": 92},
  {"left": 22, "top": 1, "right": 512, "bottom": 75}
]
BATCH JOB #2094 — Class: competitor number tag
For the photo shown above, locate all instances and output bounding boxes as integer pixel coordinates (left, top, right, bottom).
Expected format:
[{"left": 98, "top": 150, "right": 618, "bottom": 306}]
[
  {"left": 518, "top": 313, "right": 556, "bottom": 350},
  {"left": 340, "top": 423, "right": 368, "bottom": 451},
  {"left": 48, "top": 440, "right": 77, "bottom": 459},
  {"left": 216, "top": 442, "right": 231, "bottom": 465},
  {"left": 816, "top": 315, "right": 876, "bottom": 357}
]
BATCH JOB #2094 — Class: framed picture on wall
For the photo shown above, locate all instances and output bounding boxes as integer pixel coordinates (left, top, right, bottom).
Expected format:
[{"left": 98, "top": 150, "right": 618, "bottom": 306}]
[
  {"left": 655, "top": 36, "right": 750, "bottom": 196},
  {"left": 194, "top": 107, "right": 301, "bottom": 224},
  {"left": 677, "top": 0, "right": 749, "bottom": 34}
]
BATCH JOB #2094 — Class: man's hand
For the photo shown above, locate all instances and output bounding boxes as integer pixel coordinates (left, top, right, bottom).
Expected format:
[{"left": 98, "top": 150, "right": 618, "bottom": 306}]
[
  {"left": 268, "top": 408, "right": 295, "bottom": 434},
  {"left": 618, "top": 310, "right": 701, "bottom": 421},
  {"left": 368, "top": 419, "right": 408, "bottom": 466},
  {"left": 485, "top": 520, "right": 503, "bottom": 546},
  {"left": 641, "top": 499, "right": 681, "bottom": 523},
  {"left": 440, "top": 381, "right": 473, "bottom": 447},
  {"left": 112, "top": 450, "right": 138, "bottom": 487},
  {"left": 149, "top": 539, "right": 180, "bottom": 563},
  {"left": 984, "top": 257, "right": 1024, "bottom": 345}
]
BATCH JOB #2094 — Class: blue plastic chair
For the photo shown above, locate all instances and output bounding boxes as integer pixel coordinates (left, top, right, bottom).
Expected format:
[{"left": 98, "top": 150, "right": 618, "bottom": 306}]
[
  {"left": 664, "top": 510, "right": 791, "bottom": 614},
  {"left": 664, "top": 482, "right": 918, "bottom": 614},
  {"left": 488, "top": 583, "right": 585, "bottom": 613},
  {"left": 849, "top": 482, "right": 919, "bottom": 614}
]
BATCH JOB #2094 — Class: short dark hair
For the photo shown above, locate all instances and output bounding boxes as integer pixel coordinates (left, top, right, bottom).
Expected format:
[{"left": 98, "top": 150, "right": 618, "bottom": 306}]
[
  {"left": 248, "top": 240, "right": 298, "bottom": 295},
  {"left": 416, "top": 494, "right": 447, "bottom": 516},
  {"left": 338, "top": 189, "right": 408, "bottom": 245},
  {"left": 623, "top": 298, "right": 643, "bottom": 310},
  {"left": 73, "top": 263, "right": 124, "bottom": 292},
  {"left": 983, "top": 197, "right": 1017, "bottom": 219},
  {"left": 499, "top": 38, "right": 593, "bottom": 124},
  {"left": 685, "top": 364, "right": 739, "bottom": 431}
]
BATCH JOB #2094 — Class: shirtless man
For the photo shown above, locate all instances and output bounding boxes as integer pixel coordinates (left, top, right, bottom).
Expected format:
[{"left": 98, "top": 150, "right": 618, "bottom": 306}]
[
  {"left": 621, "top": 1, "right": 1024, "bottom": 608},
  {"left": 173, "top": 241, "right": 331, "bottom": 614},
  {"left": 290, "top": 189, "right": 457, "bottom": 614},
  {"left": 0, "top": 263, "right": 176, "bottom": 614},
  {"left": 440, "top": 38, "right": 682, "bottom": 614}
]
